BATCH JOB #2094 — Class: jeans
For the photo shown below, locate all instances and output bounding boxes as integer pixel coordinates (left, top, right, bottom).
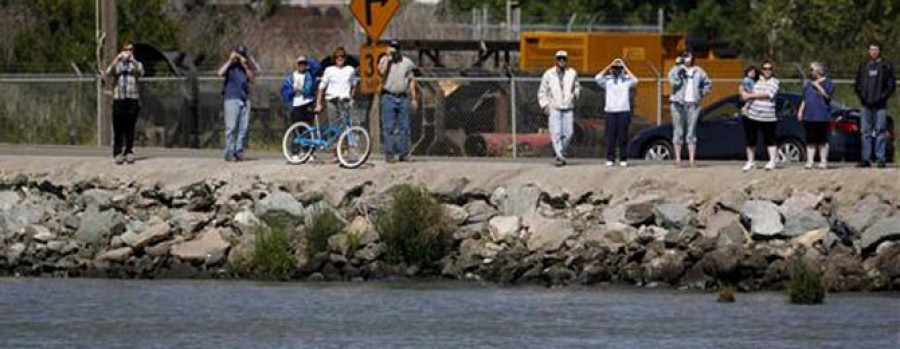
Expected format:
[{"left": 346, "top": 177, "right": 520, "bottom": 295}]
[
  {"left": 381, "top": 94, "right": 410, "bottom": 157},
  {"left": 860, "top": 107, "right": 888, "bottom": 164},
  {"left": 605, "top": 112, "right": 632, "bottom": 162},
  {"left": 671, "top": 102, "right": 700, "bottom": 146},
  {"left": 549, "top": 108, "right": 574, "bottom": 159},
  {"left": 223, "top": 98, "right": 250, "bottom": 158},
  {"left": 112, "top": 99, "right": 140, "bottom": 157}
]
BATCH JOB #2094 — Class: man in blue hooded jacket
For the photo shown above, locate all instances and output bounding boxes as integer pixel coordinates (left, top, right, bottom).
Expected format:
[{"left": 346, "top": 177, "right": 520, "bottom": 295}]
[{"left": 289, "top": 55, "right": 317, "bottom": 125}]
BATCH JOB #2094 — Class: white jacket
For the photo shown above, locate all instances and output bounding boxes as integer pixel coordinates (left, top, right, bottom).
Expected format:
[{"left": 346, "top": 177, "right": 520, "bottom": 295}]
[{"left": 538, "top": 67, "right": 581, "bottom": 111}]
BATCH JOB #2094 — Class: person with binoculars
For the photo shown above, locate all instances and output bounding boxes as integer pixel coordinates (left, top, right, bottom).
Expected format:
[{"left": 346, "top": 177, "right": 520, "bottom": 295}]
[
  {"left": 217, "top": 45, "right": 257, "bottom": 162},
  {"left": 667, "top": 51, "right": 712, "bottom": 168}
]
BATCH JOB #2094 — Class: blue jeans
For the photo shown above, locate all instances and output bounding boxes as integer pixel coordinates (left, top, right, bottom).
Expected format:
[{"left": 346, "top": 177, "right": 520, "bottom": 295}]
[
  {"left": 224, "top": 99, "right": 250, "bottom": 158},
  {"left": 381, "top": 94, "right": 410, "bottom": 157},
  {"left": 860, "top": 107, "right": 887, "bottom": 164},
  {"left": 671, "top": 102, "right": 700, "bottom": 146},
  {"left": 549, "top": 108, "right": 574, "bottom": 159}
]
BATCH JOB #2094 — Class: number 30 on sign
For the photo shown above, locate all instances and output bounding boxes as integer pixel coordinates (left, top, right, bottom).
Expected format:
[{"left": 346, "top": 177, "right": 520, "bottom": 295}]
[{"left": 358, "top": 43, "right": 390, "bottom": 95}]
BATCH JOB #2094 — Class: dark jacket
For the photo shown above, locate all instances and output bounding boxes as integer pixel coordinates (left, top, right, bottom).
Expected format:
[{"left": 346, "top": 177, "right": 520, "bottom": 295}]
[{"left": 855, "top": 58, "right": 896, "bottom": 108}]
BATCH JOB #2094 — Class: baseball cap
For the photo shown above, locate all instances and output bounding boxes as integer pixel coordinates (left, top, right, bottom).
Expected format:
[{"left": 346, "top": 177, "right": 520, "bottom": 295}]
[
  {"left": 235, "top": 44, "right": 249, "bottom": 57},
  {"left": 555, "top": 50, "right": 568, "bottom": 58},
  {"left": 389, "top": 39, "right": 401, "bottom": 49},
  {"left": 296, "top": 55, "right": 308, "bottom": 63}
]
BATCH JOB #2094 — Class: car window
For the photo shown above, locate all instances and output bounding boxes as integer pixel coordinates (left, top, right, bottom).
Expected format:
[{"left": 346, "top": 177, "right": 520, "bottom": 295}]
[{"left": 701, "top": 100, "right": 741, "bottom": 121}]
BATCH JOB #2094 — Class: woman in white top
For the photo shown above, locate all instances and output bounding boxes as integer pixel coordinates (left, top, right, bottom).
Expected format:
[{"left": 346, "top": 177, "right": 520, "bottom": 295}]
[
  {"left": 316, "top": 47, "right": 357, "bottom": 125},
  {"left": 595, "top": 58, "right": 639, "bottom": 167},
  {"left": 741, "top": 61, "right": 781, "bottom": 171}
]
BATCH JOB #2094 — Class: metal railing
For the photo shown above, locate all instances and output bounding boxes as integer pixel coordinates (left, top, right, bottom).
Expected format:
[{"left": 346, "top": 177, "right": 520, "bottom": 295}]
[{"left": 1, "top": 75, "right": 898, "bottom": 160}]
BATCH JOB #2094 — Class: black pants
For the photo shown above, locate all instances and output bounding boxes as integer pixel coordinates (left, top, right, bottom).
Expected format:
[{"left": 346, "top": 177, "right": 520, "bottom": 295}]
[
  {"left": 112, "top": 99, "right": 140, "bottom": 157},
  {"left": 290, "top": 103, "right": 315, "bottom": 125},
  {"left": 605, "top": 112, "right": 631, "bottom": 162},
  {"left": 743, "top": 117, "right": 777, "bottom": 148}
]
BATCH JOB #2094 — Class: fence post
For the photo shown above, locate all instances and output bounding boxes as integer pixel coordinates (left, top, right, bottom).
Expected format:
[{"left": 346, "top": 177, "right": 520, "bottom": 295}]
[
  {"left": 510, "top": 76, "right": 517, "bottom": 158},
  {"left": 657, "top": 76, "right": 662, "bottom": 125}
]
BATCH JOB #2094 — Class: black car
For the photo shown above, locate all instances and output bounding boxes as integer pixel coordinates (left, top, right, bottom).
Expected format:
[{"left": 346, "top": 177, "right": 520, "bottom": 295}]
[{"left": 628, "top": 94, "right": 895, "bottom": 163}]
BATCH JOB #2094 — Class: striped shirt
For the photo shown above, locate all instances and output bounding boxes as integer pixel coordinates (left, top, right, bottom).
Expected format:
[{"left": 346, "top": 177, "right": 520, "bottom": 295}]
[
  {"left": 106, "top": 60, "right": 144, "bottom": 100},
  {"left": 747, "top": 77, "right": 779, "bottom": 122}
]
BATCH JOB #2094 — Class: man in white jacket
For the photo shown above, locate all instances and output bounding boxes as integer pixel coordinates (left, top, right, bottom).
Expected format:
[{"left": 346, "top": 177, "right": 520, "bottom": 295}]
[{"left": 538, "top": 50, "right": 581, "bottom": 166}]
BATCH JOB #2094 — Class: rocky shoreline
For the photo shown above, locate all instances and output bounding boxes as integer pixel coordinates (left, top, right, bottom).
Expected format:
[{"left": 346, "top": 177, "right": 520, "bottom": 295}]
[{"left": 1, "top": 172, "right": 899, "bottom": 292}]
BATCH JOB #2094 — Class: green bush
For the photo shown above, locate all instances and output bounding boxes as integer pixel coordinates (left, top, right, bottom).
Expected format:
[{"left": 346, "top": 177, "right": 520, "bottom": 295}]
[
  {"left": 788, "top": 257, "right": 826, "bottom": 305},
  {"left": 377, "top": 184, "right": 451, "bottom": 269},
  {"left": 304, "top": 207, "right": 345, "bottom": 258},
  {"left": 252, "top": 216, "right": 295, "bottom": 280}
]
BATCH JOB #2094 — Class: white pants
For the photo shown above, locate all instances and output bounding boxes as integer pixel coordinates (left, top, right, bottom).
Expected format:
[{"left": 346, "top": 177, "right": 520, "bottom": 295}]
[{"left": 549, "top": 109, "right": 574, "bottom": 159}]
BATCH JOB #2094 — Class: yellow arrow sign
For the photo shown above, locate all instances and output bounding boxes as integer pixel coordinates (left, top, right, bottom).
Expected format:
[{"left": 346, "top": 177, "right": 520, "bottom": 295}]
[{"left": 349, "top": 0, "right": 400, "bottom": 41}]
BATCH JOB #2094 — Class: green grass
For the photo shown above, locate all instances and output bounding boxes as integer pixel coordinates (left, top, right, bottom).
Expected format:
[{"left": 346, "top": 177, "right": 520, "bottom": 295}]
[
  {"left": 252, "top": 216, "right": 296, "bottom": 280},
  {"left": 376, "top": 184, "right": 451, "bottom": 269},
  {"left": 304, "top": 207, "right": 345, "bottom": 258},
  {"left": 787, "top": 257, "right": 826, "bottom": 305}
]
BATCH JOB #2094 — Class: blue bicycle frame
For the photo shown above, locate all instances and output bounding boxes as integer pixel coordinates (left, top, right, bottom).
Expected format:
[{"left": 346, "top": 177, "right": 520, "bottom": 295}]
[{"left": 294, "top": 112, "right": 355, "bottom": 148}]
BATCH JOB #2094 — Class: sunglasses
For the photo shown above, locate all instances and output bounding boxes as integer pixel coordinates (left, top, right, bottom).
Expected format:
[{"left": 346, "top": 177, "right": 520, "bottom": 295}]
[{"left": 761, "top": 67, "right": 773, "bottom": 71}]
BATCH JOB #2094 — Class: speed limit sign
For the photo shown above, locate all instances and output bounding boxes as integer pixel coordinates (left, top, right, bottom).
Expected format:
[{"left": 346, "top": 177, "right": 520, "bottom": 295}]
[{"left": 358, "top": 43, "right": 390, "bottom": 94}]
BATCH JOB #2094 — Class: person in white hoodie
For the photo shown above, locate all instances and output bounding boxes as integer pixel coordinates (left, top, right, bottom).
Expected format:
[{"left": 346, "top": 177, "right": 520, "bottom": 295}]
[
  {"left": 538, "top": 50, "right": 581, "bottom": 166},
  {"left": 667, "top": 51, "right": 712, "bottom": 168}
]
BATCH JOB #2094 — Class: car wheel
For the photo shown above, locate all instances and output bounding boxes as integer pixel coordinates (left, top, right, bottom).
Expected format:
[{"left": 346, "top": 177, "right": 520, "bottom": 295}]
[
  {"left": 777, "top": 139, "right": 805, "bottom": 163},
  {"left": 643, "top": 139, "right": 674, "bottom": 161}
]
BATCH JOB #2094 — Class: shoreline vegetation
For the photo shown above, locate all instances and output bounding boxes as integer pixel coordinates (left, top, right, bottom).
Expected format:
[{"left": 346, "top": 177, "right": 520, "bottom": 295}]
[{"left": 1, "top": 171, "right": 899, "bottom": 293}]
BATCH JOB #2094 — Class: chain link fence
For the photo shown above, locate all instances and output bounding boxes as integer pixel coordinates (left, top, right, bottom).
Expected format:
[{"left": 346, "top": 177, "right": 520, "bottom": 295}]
[{"left": 1, "top": 75, "right": 898, "bottom": 161}]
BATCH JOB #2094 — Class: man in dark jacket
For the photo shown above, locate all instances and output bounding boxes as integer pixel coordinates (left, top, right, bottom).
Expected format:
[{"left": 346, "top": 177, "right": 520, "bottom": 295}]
[{"left": 854, "top": 42, "right": 896, "bottom": 168}]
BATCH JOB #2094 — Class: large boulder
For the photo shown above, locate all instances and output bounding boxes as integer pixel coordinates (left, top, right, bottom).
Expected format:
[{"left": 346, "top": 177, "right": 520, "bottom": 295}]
[
  {"left": 579, "top": 223, "right": 637, "bottom": 251},
  {"left": 96, "top": 247, "right": 133, "bottom": 263},
  {"left": 488, "top": 216, "right": 521, "bottom": 243},
  {"left": 441, "top": 204, "right": 469, "bottom": 227},
  {"left": 783, "top": 210, "right": 830, "bottom": 238},
  {"left": 653, "top": 203, "right": 695, "bottom": 229},
  {"left": 779, "top": 192, "right": 823, "bottom": 220},
  {"left": 0, "top": 190, "right": 20, "bottom": 211},
  {"left": 77, "top": 189, "right": 115, "bottom": 209},
  {"left": 74, "top": 207, "right": 123, "bottom": 246},
  {"left": 523, "top": 214, "right": 574, "bottom": 252},
  {"left": 861, "top": 217, "right": 900, "bottom": 252},
  {"left": 233, "top": 210, "right": 263, "bottom": 234},
  {"left": 494, "top": 184, "right": 542, "bottom": 216},
  {"left": 170, "top": 228, "right": 231, "bottom": 265},
  {"left": 434, "top": 177, "right": 469, "bottom": 203},
  {"left": 740, "top": 200, "right": 784, "bottom": 239},
  {"left": 463, "top": 200, "right": 499, "bottom": 223},
  {"left": 0, "top": 204, "right": 46, "bottom": 234},
  {"left": 642, "top": 250, "right": 687, "bottom": 284},
  {"left": 837, "top": 196, "right": 894, "bottom": 235},
  {"left": 254, "top": 191, "right": 305, "bottom": 222},
  {"left": 126, "top": 223, "right": 172, "bottom": 250},
  {"left": 603, "top": 194, "right": 663, "bottom": 226}
]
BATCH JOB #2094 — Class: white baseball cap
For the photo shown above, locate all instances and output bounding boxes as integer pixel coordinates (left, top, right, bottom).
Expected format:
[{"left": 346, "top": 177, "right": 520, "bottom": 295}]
[{"left": 555, "top": 50, "right": 568, "bottom": 58}]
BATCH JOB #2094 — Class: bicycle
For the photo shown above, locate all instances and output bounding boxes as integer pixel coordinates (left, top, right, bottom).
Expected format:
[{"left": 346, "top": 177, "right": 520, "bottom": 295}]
[{"left": 282, "top": 103, "right": 371, "bottom": 169}]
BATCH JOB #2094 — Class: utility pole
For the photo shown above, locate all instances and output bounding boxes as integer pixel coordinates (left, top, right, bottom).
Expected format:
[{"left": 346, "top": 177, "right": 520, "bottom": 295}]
[{"left": 98, "top": 0, "right": 116, "bottom": 147}]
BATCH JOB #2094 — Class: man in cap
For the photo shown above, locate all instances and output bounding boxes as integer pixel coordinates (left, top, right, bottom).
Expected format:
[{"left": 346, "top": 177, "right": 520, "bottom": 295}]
[
  {"left": 217, "top": 44, "right": 256, "bottom": 162},
  {"left": 377, "top": 39, "right": 418, "bottom": 163},
  {"left": 538, "top": 50, "right": 581, "bottom": 166},
  {"left": 290, "top": 55, "right": 316, "bottom": 126}
]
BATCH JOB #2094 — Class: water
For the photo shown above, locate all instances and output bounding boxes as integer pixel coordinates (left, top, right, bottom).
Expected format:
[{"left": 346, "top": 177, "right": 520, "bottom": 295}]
[{"left": 0, "top": 279, "right": 897, "bottom": 349}]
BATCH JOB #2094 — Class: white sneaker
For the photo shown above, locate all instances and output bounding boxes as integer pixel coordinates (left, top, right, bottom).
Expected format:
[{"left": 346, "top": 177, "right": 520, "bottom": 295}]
[
  {"left": 619, "top": 162, "right": 628, "bottom": 168},
  {"left": 742, "top": 161, "right": 755, "bottom": 172},
  {"left": 606, "top": 161, "right": 615, "bottom": 167},
  {"left": 765, "top": 160, "right": 778, "bottom": 171}
]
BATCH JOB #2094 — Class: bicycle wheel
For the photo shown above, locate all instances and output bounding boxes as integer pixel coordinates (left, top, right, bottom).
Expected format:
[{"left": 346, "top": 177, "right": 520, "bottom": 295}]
[
  {"left": 282, "top": 122, "right": 316, "bottom": 165},
  {"left": 336, "top": 126, "right": 371, "bottom": 169}
]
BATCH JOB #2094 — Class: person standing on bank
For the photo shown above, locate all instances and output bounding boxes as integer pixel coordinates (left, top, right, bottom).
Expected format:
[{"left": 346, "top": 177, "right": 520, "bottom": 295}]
[
  {"left": 104, "top": 42, "right": 143, "bottom": 165},
  {"left": 854, "top": 42, "right": 896, "bottom": 168},
  {"left": 741, "top": 61, "right": 781, "bottom": 171},
  {"left": 290, "top": 55, "right": 316, "bottom": 125},
  {"left": 217, "top": 45, "right": 256, "bottom": 162},
  {"left": 595, "top": 58, "right": 638, "bottom": 168},
  {"left": 667, "top": 51, "right": 712, "bottom": 168},
  {"left": 377, "top": 40, "right": 418, "bottom": 163},
  {"left": 316, "top": 47, "right": 357, "bottom": 127},
  {"left": 538, "top": 50, "right": 581, "bottom": 167},
  {"left": 797, "top": 62, "right": 836, "bottom": 169}
]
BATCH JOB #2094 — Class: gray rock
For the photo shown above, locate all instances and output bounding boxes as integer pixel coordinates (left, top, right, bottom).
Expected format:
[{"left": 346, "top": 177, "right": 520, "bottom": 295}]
[
  {"left": 603, "top": 194, "right": 663, "bottom": 226},
  {"left": 861, "top": 217, "right": 900, "bottom": 251},
  {"left": 580, "top": 222, "right": 637, "bottom": 251},
  {"left": 643, "top": 250, "right": 687, "bottom": 284},
  {"left": 46, "top": 240, "right": 67, "bottom": 253},
  {"left": 715, "top": 189, "right": 747, "bottom": 213},
  {"left": 97, "top": 247, "right": 133, "bottom": 263},
  {"left": 636, "top": 225, "right": 669, "bottom": 243},
  {"left": 740, "top": 200, "right": 784, "bottom": 239},
  {"left": 170, "top": 228, "right": 231, "bottom": 265},
  {"left": 234, "top": 210, "right": 262, "bottom": 234},
  {"left": 74, "top": 207, "right": 122, "bottom": 246},
  {"left": 0, "top": 204, "right": 46, "bottom": 234},
  {"left": 839, "top": 197, "right": 894, "bottom": 235},
  {"left": 463, "top": 200, "right": 498, "bottom": 223},
  {"left": 654, "top": 203, "right": 695, "bottom": 229},
  {"left": 716, "top": 219, "right": 747, "bottom": 248},
  {"left": 254, "top": 191, "right": 305, "bottom": 220},
  {"left": 0, "top": 190, "right": 20, "bottom": 211},
  {"left": 115, "top": 232, "right": 138, "bottom": 248},
  {"left": 434, "top": 177, "right": 469, "bottom": 202},
  {"left": 779, "top": 192, "right": 823, "bottom": 219},
  {"left": 524, "top": 214, "right": 575, "bottom": 252},
  {"left": 128, "top": 223, "right": 172, "bottom": 249},
  {"left": 26, "top": 225, "right": 55, "bottom": 242},
  {"left": 488, "top": 216, "right": 520, "bottom": 243},
  {"left": 170, "top": 210, "right": 210, "bottom": 235},
  {"left": 497, "top": 184, "right": 542, "bottom": 216},
  {"left": 783, "top": 210, "right": 830, "bottom": 238},
  {"left": 441, "top": 204, "right": 468, "bottom": 227},
  {"left": 77, "top": 189, "right": 115, "bottom": 209},
  {"left": 343, "top": 216, "right": 378, "bottom": 246},
  {"left": 6, "top": 242, "right": 26, "bottom": 263}
]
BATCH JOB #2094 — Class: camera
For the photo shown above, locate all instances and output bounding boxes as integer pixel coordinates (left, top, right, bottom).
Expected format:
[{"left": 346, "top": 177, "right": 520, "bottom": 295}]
[{"left": 678, "top": 68, "right": 687, "bottom": 80}]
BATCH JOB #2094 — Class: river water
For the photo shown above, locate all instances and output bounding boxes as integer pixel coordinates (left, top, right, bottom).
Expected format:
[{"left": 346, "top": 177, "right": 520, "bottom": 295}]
[{"left": 0, "top": 278, "right": 897, "bottom": 348}]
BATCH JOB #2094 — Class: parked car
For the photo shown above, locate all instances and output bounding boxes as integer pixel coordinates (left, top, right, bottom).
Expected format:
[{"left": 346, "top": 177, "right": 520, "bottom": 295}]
[{"left": 628, "top": 94, "right": 895, "bottom": 163}]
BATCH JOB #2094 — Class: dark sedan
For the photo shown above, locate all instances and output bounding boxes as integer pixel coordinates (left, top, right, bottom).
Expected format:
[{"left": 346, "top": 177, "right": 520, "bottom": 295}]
[{"left": 628, "top": 94, "right": 895, "bottom": 163}]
